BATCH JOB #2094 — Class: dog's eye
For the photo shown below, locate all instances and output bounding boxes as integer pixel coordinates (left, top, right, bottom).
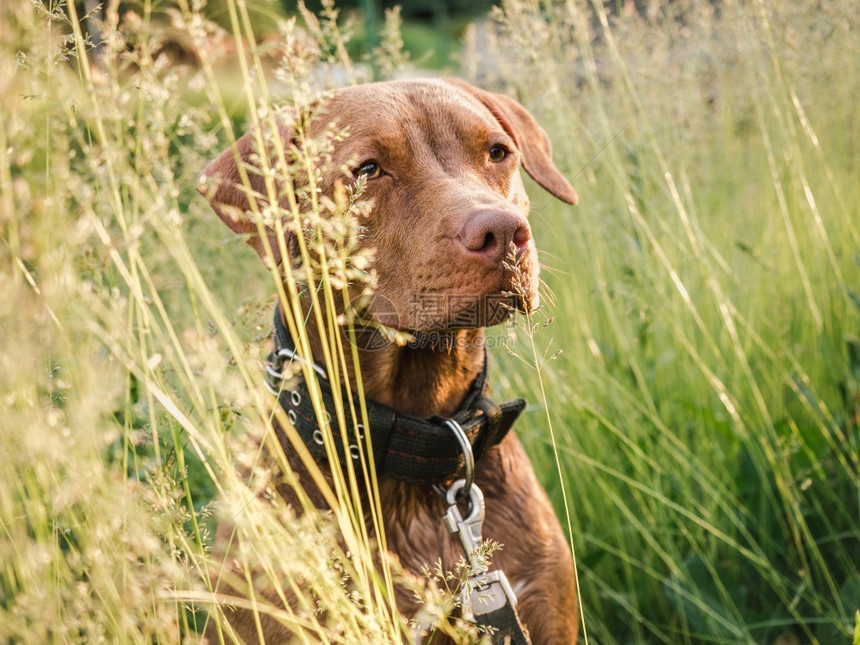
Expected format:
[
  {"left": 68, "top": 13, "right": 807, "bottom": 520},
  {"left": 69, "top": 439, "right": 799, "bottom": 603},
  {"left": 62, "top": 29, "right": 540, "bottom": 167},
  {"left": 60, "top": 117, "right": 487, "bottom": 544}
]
[
  {"left": 355, "top": 160, "right": 383, "bottom": 180},
  {"left": 488, "top": 145, "right": 508, "bottom": 163}
]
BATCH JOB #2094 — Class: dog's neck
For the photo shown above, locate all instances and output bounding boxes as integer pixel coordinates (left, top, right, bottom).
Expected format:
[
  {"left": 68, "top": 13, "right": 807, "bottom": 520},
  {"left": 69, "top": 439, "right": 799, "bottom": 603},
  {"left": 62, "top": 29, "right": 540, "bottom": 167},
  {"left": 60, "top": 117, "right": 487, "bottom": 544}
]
[
  {"left": 288, "top": 305, "right": 485, "bottom": 419},
  {"left": 355, "top": 330, "right": 486, "bottom": 418}
]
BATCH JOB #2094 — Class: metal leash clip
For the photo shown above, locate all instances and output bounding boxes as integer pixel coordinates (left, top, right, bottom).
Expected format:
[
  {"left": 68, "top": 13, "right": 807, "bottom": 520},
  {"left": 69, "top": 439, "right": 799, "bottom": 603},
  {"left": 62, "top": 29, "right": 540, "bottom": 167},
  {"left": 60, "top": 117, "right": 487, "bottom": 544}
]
[
  {"left": 442, "top": 478, "right": 487, "bottom": 577},
  {"left": 441, "top": 479, "right": 531, "bottom": 644},
  {"left": 436, "top": 419, "right": 530, "bottom": 643}
]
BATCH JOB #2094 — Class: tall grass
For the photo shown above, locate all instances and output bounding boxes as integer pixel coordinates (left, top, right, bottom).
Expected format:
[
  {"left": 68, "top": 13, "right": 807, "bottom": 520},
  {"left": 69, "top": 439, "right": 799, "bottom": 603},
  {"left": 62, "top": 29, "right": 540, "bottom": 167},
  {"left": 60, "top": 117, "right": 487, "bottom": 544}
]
[
  {"left": 0, "top": 0, "right": 857, "bottom": 643},
  {"left": 476, "top": 1, "right": 859, "bottom": 643}
]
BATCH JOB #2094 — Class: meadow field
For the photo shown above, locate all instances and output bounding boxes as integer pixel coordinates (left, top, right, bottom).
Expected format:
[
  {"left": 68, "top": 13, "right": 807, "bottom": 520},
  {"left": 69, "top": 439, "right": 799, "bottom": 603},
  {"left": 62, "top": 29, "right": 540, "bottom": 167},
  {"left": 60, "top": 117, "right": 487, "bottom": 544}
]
[{"left": 0, "top": 1, "right": 857, "bottom": 643}]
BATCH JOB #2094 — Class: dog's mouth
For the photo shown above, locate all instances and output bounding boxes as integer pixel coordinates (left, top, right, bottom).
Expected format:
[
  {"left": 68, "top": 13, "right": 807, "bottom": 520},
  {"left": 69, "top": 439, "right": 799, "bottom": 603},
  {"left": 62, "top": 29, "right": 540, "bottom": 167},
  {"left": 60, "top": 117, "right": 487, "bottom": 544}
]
[
  {"left": 350, "top": 292, "right": 518, "bottom": 328},
  {"left": 342, "top": 282, "right": 539, "bottom": 352},
  {"left": 345, "top": 246, "right": 540, "bottom": 342}
]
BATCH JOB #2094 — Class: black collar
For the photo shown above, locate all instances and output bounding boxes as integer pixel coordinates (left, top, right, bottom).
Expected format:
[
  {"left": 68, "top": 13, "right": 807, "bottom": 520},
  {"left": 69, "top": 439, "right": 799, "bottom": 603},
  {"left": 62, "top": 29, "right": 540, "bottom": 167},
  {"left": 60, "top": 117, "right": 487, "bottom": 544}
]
[{"left": 265, "top": 306, "right": 526, "bottom": 486}]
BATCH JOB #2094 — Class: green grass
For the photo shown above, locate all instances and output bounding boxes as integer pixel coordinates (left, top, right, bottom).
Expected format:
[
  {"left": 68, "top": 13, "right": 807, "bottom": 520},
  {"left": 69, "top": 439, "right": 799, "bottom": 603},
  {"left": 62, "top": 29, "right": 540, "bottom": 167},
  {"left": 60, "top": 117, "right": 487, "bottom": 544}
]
[
  {"left": 483, "top": 2, "right": 859, "bottom": 642},
  {"left": 1, "top": 0, "right": 857, "bottom": 643}
]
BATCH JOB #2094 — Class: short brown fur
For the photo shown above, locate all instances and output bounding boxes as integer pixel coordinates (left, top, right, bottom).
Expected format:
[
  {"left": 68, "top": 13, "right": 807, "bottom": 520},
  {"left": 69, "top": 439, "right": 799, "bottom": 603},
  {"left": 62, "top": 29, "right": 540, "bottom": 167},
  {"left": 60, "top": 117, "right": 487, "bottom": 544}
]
[{"left": 200, "top": 78, "right": 579, "bottom": 644}]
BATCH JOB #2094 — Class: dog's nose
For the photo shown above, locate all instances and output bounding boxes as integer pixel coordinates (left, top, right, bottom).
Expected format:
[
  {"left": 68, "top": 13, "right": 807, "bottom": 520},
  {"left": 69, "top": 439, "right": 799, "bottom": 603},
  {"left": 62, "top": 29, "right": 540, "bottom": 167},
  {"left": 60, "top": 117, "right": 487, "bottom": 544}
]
[{"left": 457, "top": 210, "right": 532, "bottom": 263}]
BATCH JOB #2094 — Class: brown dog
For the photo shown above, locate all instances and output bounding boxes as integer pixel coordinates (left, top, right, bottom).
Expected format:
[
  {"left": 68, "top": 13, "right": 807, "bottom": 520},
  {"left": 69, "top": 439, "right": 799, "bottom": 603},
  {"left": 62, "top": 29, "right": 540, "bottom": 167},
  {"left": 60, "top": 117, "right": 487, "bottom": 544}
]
[{"left": 201, "top": 78, "right": 578, "bottom": 643}]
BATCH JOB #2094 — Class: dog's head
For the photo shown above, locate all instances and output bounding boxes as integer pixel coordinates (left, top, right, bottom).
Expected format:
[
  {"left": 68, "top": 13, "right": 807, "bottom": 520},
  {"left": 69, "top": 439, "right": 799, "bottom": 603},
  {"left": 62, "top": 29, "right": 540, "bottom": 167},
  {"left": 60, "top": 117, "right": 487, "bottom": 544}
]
[{"left": 199, "top": 79, "right": 576, "bottom": 332}]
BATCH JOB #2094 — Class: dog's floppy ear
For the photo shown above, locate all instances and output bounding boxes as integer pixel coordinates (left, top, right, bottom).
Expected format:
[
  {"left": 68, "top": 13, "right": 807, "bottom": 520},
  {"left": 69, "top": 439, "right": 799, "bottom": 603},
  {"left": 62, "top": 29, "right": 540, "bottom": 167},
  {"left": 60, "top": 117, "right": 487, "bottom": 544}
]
[
  {"left": 197, "top": 118, "right": 294, "bottom": 266},
  {"left": 446, "top": 79, "right": 578, "bottom": 206}
]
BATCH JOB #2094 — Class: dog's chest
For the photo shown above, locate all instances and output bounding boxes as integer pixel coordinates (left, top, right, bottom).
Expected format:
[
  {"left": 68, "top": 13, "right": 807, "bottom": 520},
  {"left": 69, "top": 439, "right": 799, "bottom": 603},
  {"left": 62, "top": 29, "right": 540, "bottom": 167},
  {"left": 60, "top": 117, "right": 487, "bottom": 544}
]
[
  {"left": 380, "top": 487, "right": 464, "bottom": 576},
  {"left": 377, "top": 481, "right": 526, "bottom": 589}
]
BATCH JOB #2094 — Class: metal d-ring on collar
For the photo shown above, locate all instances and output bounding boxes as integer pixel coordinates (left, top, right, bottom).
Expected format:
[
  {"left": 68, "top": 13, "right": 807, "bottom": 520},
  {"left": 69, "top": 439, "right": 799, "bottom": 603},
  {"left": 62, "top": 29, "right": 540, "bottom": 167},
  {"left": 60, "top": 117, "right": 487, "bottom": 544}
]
[{"left": 433, "top": 419, "right": 475, "bottom": 501}]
